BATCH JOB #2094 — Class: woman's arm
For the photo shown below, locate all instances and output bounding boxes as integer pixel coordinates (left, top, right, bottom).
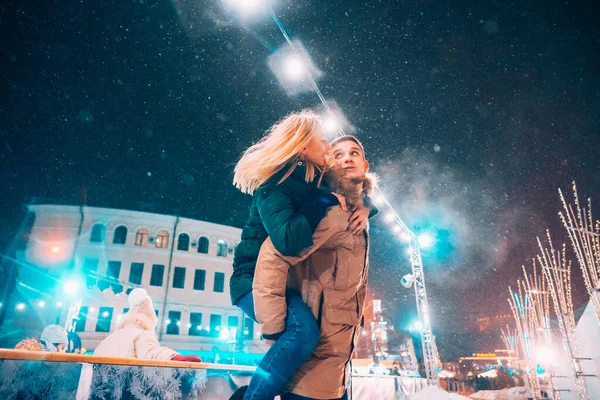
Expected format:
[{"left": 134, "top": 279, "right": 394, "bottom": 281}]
[{"left": 256, "top": 186, "right": 339, "bottom": 256}]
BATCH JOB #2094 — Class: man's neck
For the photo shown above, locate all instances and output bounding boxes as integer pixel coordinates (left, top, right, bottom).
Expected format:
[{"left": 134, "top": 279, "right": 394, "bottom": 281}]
[{"left": 324, "top": 168, "right": 364, "bottom": 211}]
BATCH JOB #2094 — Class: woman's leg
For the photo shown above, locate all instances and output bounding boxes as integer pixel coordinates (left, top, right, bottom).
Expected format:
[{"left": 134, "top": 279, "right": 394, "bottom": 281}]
[
  {"left": 236, "top": 291, "right": 257, "bottom": 322},
  {"left": 244, "top": 293, "right": 320, "bottom": 400}
]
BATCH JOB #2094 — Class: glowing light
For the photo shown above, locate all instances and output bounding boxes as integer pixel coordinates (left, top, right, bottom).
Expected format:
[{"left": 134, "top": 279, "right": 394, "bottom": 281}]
[
  {"left": 373, "top": 194, "right": 386, "bottom": 206},
  {"left": 418, "top": 234, "right": 434, "bottom": 249},
  {"left": 361, "top": 329, "right": 367, "bottom": 336},
  {"left": 219, "top": 327, "right": 230, "bottom": 340},
  {"left": 37, "top": 301, "right": 46, "bottom": 308},
  {"left": 50, "top": 245, "right": 61, "bottom": 254},
  {"left": 392, "top": 225, "right": 401, "bottom": 233},
  {"left": 16, "top": 303, "right": 26, "bottom": 311},
  {"left": 536, "top": 347, "right": 555, "bottom": 365},
  {"left": 384, "top": 212, "right": 395, "bottom": 223},
  {"left": 197, "top": 325, "right": 202, "bottom": 330},
  {"left": 406, "top": 247, "right": 414, "bottom": 255},
  {"left": 268, "top": 40, "right": 322, "bottom": 96},
  {"left": 176, "top": 321, "right": 181, "bottom": 327},
  {"left": 283, "top": 56, "right": 305, "bottom": 80},
  {"left": 222, "top": 0, "right": 268, "bottom": 18},
  {"left": 116, "top": 314, "right": 123, "bottom": 320},
  {"left": 102, "top": 311, "right": 109, "bottom": 318},
  {"left": 187, "top": 323, "right": 192, "bottom": 328},
  {"left": 63, "top": 278, "right": 81, "bottom": 296},
  {"left": 56, "top": 301, "right": 63, "bottom": 308},
  {"left": 410, "top": 320, "right": 423, "bottom": 331},
  {"left": 0, "top": 303, "right": 3, "bottom": 308},
  {"left": 399, "top": 231, "right": 411, "bottom": 243},
  {"left": 323, "top": 115, "right": 340, "bottom": 134},
  {"left": 89, "top": 307, "right": 95, "bottom": 313}
]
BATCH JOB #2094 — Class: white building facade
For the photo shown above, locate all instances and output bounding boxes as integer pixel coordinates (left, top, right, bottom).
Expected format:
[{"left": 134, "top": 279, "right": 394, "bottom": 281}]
[{"left": 15, "top": 204, "right": 262, "bottom": 355}]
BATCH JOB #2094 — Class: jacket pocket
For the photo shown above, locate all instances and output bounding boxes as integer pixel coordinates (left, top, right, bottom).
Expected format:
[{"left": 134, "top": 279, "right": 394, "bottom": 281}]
[
  {"left": 323, "top": 290, "right": 359, "bottom": 326},
  {"left": 332, "top": 249, "right": 350, "bottom": 290}
]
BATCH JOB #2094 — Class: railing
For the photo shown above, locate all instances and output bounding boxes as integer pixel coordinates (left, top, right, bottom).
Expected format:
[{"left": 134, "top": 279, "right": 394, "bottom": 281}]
[
  {"left": 0, "top": 349, "right": 429, "bottom": 400},
  {"left": 0, "top": 349, "right": 255, "bottom": 400},
  {"left": 0, "top": 349, "right": 256, "bottom": 370}
]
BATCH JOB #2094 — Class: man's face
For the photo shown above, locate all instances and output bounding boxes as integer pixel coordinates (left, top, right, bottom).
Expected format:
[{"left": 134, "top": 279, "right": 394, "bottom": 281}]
[{"left": 332, "top": 139, "right": 369, "bottom": 181}]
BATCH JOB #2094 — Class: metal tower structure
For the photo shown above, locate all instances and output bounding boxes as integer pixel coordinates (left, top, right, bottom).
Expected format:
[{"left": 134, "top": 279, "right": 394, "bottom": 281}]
[{"left": 378, "top": 194, "right": 439, "bottom": 386}]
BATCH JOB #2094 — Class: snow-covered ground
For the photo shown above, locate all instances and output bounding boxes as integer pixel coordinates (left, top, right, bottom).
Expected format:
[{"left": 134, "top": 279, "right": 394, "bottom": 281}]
[
  {"left": 468, "top": 387, "right": 531, "bottom": 400},
  {"left": 410, "top": 386, "right": 470, "bottom": 400}
]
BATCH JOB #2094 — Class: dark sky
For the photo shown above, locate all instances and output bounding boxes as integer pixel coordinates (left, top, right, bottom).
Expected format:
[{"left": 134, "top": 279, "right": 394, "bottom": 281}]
[{"left": 1, "top": 0, "right": 599, "bottom": 360}]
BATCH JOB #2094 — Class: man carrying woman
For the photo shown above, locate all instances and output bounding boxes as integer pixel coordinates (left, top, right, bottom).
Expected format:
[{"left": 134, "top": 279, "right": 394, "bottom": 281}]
[
  {"left": 253, "top": 135, "right": 375, "bottom": 400},
  {"left": 229, "top": 111, "right": 374, "bottom": 400}
]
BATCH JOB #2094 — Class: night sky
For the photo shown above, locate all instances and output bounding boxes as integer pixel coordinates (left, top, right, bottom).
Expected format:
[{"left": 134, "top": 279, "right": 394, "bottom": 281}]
[{"left": 1, "top": 0, "right": 599, "bottom": 360}]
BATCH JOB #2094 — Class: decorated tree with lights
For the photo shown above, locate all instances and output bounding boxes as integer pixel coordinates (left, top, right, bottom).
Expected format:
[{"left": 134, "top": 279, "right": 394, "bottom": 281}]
[
  {"left": 536, "top": 232, "right": 589, "bottom": 399},
  {"left": 558, "top": 183, "right": 600, "bottom": 325}
]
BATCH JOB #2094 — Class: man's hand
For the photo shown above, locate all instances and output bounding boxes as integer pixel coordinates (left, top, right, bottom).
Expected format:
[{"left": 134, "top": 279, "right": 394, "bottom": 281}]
[
  {"left": 331, "top": 193, "right": 347, "bottom": 211},
  {"left": 349, "top": 206, "right": 370, "bottom": 235}
]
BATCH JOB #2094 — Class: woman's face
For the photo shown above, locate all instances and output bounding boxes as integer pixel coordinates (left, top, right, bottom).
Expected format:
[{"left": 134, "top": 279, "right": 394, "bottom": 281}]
[{"left": 301, "top": 127, "right": 330, "bottom": 168}]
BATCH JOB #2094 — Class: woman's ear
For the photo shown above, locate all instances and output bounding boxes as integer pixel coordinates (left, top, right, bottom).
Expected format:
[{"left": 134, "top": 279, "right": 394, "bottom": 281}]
[{"left": 364, "top": 159, "right": 369, "bottom": 171}]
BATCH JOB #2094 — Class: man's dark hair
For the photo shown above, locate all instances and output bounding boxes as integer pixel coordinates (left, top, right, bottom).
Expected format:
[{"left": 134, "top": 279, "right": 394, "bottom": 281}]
[{"left": 330, "top": 135, "right": 366, "bottom": 159}]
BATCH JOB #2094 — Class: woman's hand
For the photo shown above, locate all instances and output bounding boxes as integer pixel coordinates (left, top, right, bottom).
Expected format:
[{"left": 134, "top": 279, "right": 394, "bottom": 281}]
[
  {"left": 349, "top": 206, "right": 370, "bottom": 235},
  {"left": 331, "top": 193, "right": 347, "bottom": 211},
  {"left": 264, "top": 339, "right": 275, "bottom": 347}
]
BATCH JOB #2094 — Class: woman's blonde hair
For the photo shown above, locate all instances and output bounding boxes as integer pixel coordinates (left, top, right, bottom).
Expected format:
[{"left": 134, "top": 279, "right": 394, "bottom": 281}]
[{"left": 233, "top": 110, "right": 324, "bottom": 195}]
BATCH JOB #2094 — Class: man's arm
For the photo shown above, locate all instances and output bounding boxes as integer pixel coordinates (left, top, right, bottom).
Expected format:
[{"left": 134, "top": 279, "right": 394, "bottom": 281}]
[{"left": 252, "top": 206, "right": 349, "bottom": 338}]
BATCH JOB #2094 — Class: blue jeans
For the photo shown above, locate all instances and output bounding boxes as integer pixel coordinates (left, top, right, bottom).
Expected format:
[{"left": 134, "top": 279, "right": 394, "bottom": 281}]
[
  {"left": 280, "top": 391, "right": 348, "bottom": 400},
  {"left": 237, "top": 291, "right": 320, "bottom": 400}
]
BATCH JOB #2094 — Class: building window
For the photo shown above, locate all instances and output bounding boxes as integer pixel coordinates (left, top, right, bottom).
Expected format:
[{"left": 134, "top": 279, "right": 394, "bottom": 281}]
[
  {"left": 167, "top": 311, "right": 181, "bottom": 335},
  {"left": 150, "top": 264, "right": 165, "bottom": 287},
  {"left": 156, "top": 230, "right": 169, "bottom": 249},
  {"left": 74, "top": 306, "right": 88, "bottom": 332},
  {"left": 83, "top": 257, "right": 99, "bottom": 288},
  {"left": 113, "top": 226, "right": 127, "bottom": 244},
  {"left": 106, "top": 261, "right": 123, "bottom": 294},
  {"left": 90, "top": 224, "right": 106, "bottom": 243},
  {"left": 217, "top": 240, "right": 228, "bottom": 257},
  {"left": 228, "top": 316, "right": 239, "bottom": 330},
  {"left": 243, "top": 317, "right": 254, "bottom": 340},
  {"left": 193, "top": 269, "right": 206, "bottom": 291},
  {"left": 198, "top": 237, "right": 209, "bottom": 254},
  {"left": 96, "top": 307, "right": 113, "bottom": 332},
  {"left": 129, "top": 262, "right": 144, "bottom": 285},
  {"left": 213, "top": 272, "right": 225, "bottom": 293},
  {"left": 173, "top": 267, "right": 186, "bottom": 289},
  {"left": 135, "top": 228, "right": 149, "bottom": 246},
  {"left": 210, "top": 314, "right": 222, "bottom": 338},
  {"left": 189, "top": 312, "right": 204, "bottom": 336},
  {"left": 107, "top": 260, "right": 122, "bottom": 280},
  {"left": 177, "top": 233, "right": 190, "bottom": 251}
]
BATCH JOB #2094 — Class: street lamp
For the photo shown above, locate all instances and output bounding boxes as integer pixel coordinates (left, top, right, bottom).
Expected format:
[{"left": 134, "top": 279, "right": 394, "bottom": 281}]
[
  {"left": 401, "top": 274, "right": 414, "bottom": 289},
  {"left": 63, "top": 278, "right": 80, "bottom": 296},
  {"left": 16, "top": 303, "right": 26, "bottom": 311},
  {"left": 410, "top": 320, "right": 423, "bottom": 332},
  {"left": 418, "top": 234, "right": 434, "bottom": 249},
  {"left": 222, "top": 0, "right": 270, "bottom": 18},
  {"left": 37, "top": 301, "right": 46, "bottom": 308},
  {"left": 268, "top": 40, "right": 322, "bottom": 96}
]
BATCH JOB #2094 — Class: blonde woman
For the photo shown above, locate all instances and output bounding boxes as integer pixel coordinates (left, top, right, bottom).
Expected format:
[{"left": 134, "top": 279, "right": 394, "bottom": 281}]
[{"left": 229, "top": 110, "right": 373, "bottom": 400}]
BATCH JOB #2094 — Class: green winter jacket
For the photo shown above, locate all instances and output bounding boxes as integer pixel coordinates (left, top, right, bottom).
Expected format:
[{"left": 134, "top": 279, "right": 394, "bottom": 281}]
[{"left": 230, "top": 161, "right": 334, "bottom": 305}]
